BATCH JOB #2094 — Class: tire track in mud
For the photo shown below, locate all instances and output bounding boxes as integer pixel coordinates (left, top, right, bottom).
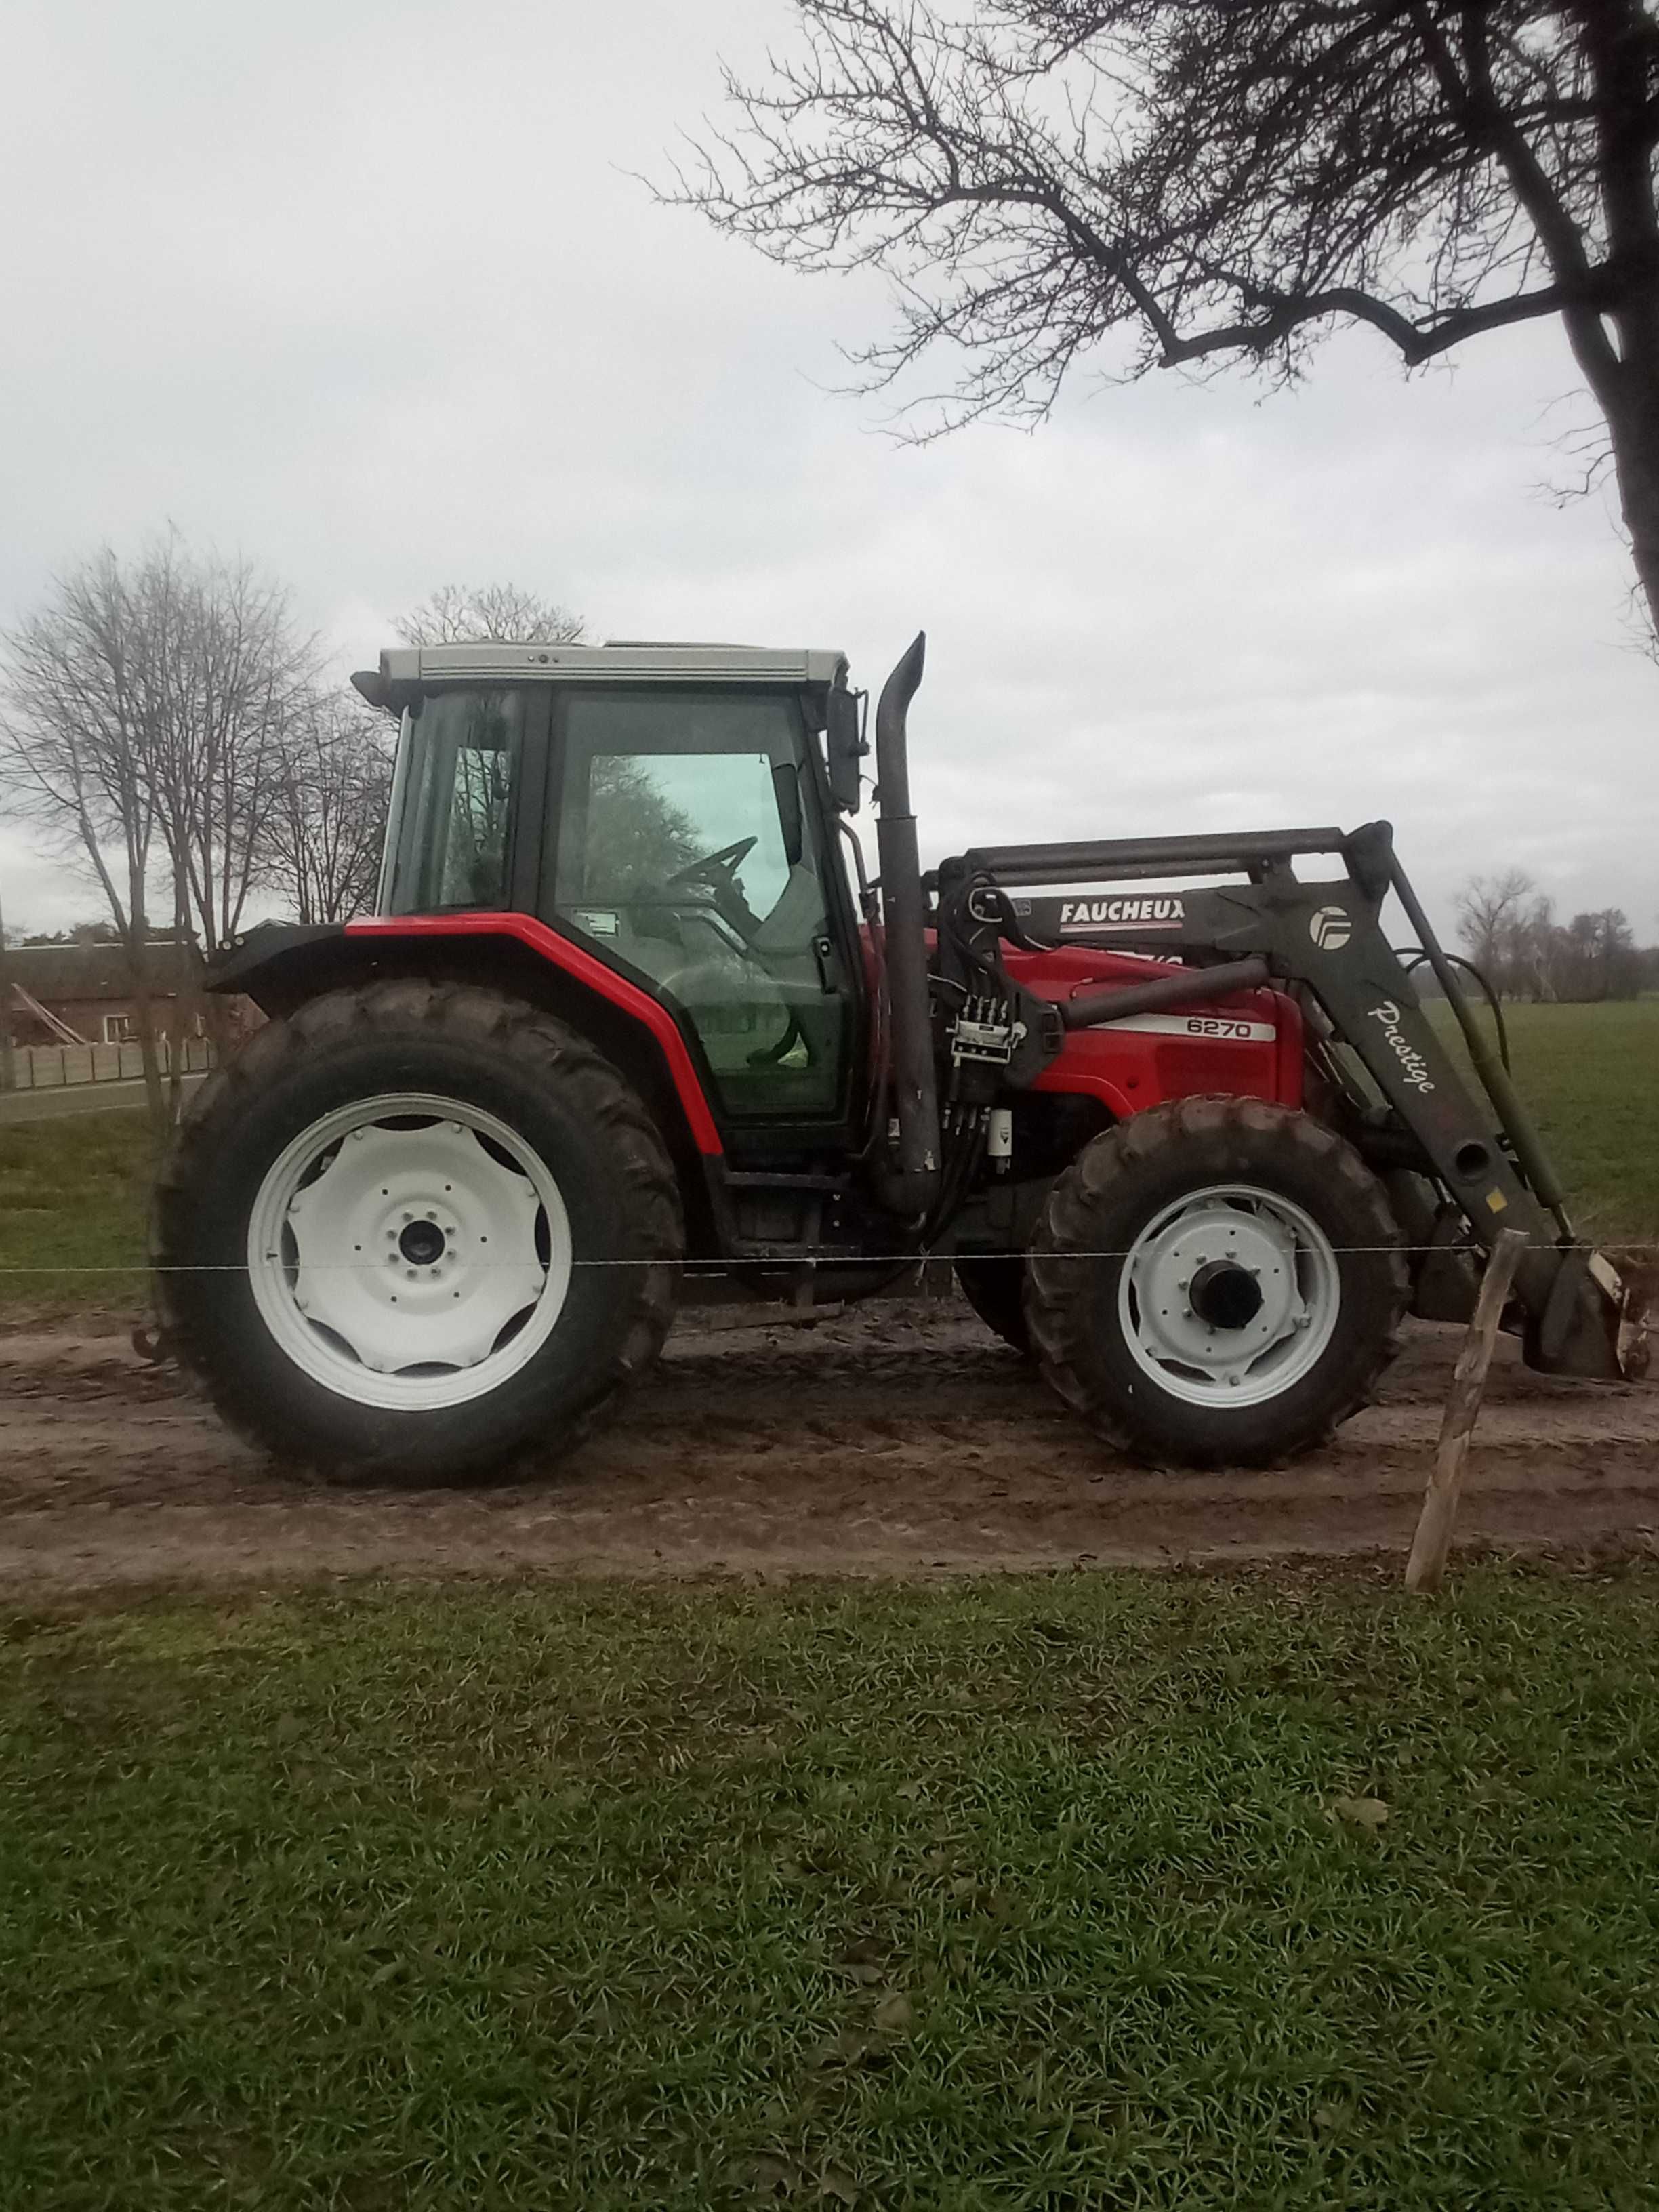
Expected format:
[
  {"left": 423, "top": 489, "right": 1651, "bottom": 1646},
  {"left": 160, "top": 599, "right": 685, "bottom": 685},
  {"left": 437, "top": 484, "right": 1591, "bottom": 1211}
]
[{"left": 1, "top": 1304, "right": 1656, "bottom": 1593}]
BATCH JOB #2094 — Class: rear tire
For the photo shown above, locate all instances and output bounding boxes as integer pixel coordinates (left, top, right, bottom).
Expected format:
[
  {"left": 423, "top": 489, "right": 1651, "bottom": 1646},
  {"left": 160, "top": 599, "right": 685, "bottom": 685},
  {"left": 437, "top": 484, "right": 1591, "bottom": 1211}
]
[
  {"left": 155, "top": 981, "right": 682, "bottom": 1481},
  {"left": 1027, "top": 1097, "right": 1406, "bottom": 1468},
  {"left": 954, "top": 1254, "right": 1031, "bottom": 1355}
]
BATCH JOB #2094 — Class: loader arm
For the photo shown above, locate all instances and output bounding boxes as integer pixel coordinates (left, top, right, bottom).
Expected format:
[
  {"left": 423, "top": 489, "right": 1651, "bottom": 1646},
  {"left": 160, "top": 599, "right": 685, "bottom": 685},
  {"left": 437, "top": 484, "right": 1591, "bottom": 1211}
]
[{"left": 939, "top": 820, "right": 1641, "bottom": 1384}]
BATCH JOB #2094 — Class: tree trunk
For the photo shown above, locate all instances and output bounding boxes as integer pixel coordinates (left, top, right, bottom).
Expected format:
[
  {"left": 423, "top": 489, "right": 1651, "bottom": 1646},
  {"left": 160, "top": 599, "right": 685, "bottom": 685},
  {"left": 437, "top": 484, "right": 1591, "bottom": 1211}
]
[
  {"left": 126, "top": 939, "right": 169, "bottom": 1148},
  {"left": 1578, "top": 0, "right": 1659, "bottom": 644},
  {"left": 165, "top": 872, "right": 193, "bottom": 1123},
  {"left": 1601, "top": 366, "right": 1659, "bottom": 646},
  {"left": 202, "top": 987, "right": 235, "bottom": 1068},
  {"left": 0, "top": 876, "right": 15, "bottom": 1094},
  {"left": 115, "top": 842, "right": 166, "bottom": 1145}
]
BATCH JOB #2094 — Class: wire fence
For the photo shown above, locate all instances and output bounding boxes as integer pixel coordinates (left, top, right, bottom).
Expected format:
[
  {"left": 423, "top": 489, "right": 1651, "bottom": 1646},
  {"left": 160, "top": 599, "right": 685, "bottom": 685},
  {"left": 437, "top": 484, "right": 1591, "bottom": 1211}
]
[{"left": 3, "top": 1241, "right": 1658, "bottom": 1278}]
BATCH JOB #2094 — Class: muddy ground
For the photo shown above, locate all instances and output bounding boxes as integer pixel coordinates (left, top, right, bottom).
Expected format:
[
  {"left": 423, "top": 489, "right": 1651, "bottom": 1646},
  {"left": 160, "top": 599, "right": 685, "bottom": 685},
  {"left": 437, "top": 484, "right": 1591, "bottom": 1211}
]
[{"left": 2, "top": 1297, "right": 1656, "bottom": 1595}]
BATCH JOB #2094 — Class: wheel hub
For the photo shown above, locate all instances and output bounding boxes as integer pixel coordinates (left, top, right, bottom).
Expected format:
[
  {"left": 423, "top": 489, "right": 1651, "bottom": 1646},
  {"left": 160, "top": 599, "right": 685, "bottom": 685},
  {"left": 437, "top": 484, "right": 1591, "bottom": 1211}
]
[
  {"left": 1187, "top": 1258, "right": 1265, "bottom": 1332},
  {"left": 397, "top": 1218, "right": 448, "bottom": 1268}
]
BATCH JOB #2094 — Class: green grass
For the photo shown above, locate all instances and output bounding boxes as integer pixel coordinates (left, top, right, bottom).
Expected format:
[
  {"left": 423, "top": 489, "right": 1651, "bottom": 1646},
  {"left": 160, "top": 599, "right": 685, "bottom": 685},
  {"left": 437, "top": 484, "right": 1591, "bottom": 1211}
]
[
  {"left": 1429, "top": 998, "right": 1659, "bottom": 1243},
  {"left": 1477, "top": 1000, "right": 1658, "bottom": 1242},
  {"left": 4, "top": 1570, "right": 1659, "bottom": 2209},
  {"left": 0, "top": 1108, "right": 153, "bottom": 1311}
]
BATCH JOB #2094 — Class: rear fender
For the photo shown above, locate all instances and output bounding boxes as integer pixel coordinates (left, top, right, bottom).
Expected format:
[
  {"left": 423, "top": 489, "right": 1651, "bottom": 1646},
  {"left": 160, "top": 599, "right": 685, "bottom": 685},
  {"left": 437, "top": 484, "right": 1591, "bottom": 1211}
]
[{"left": 210, "top": 916, "right": 725, "bottom": 1231}]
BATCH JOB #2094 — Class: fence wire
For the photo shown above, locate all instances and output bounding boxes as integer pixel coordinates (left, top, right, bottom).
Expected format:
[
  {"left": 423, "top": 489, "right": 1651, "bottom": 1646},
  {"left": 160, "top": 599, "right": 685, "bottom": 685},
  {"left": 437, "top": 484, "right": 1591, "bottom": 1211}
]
[{"left": 3, "top": 1241, "right": 1658, "bottom": 1279}]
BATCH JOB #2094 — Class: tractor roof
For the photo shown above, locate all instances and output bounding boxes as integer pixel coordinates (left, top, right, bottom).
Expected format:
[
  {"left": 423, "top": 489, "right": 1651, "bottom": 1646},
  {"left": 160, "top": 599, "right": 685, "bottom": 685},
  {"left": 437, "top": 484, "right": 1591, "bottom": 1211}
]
[{"left": 357, "top": 640, "right": 848, "bottom": 706}]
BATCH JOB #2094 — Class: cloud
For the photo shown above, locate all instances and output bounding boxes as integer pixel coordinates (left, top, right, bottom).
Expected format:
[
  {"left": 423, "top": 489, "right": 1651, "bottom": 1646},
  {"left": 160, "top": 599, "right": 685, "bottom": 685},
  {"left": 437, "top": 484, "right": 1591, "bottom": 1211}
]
[{"left": 1, "top": 0, "right": 1654, "bottom": 945}]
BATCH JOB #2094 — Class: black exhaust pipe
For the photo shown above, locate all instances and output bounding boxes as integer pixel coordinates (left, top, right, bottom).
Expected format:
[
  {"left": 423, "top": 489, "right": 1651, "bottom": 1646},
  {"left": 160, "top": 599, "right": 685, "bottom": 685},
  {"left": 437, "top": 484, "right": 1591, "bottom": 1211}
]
[{"left": 870, "top": 632, "right": 941, "bottom": 1217}]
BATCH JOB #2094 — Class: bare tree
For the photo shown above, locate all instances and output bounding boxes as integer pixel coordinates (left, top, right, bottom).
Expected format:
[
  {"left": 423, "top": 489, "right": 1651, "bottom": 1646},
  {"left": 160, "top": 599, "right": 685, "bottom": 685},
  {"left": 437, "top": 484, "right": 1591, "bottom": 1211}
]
[
  {"left": 0, "top": 539, "right": 321, "bottom": 1127},
  {"left": 1510, "top": 889, "right": 1561, "bottom": 999},
  {"left": 1456, "top": 870, "right": 1646, "bottom": 996},
  {"left": 1456, "top": 866, "right": 1536, "bottom": 975},
  {"left": 0, "top": 550, "right": 171, "bottom": 1135},
  {"left": 140, "top": 541, "right": 319, "bottom": 988},
  {"left": 262, "top": 696, "right": 395, "bottom": 924},
  {"left": 677, "top": 2, "right": 1659, "bottom": 639},
  {"left": 1560, "top": 904, "right": 1638, "bottom": 996},
  {"left": 396, "top": 583, "right": 583, "bottom": 647}
]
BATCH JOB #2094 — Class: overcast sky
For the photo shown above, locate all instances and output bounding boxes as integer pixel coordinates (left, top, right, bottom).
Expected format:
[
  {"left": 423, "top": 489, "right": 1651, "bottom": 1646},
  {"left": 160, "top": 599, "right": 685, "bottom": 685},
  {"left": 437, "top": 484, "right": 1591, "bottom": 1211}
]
[{"left": 2, "top": 0, "right": 1655, "bottom": 945}]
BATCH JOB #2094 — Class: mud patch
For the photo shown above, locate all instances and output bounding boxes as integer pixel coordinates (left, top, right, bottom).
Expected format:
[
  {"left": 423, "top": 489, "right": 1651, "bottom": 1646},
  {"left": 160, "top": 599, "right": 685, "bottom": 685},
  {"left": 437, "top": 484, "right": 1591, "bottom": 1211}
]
[{"left": 2, "top": 1301, "right": 1656, "bottom": 1593}]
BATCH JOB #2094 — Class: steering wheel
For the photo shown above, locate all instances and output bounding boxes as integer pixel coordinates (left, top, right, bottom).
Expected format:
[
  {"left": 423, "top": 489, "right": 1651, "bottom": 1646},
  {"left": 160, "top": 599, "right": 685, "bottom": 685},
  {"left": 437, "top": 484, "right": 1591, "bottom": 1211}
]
[{"left": 664, "top": 836, "right": 757, "bottom": 892}]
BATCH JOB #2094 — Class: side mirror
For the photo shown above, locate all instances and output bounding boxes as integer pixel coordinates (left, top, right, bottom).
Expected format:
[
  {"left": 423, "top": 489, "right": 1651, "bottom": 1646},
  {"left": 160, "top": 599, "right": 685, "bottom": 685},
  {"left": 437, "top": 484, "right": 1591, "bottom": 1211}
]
[{"left": 826, "top": 684, "right": 867, "bottom": 813}]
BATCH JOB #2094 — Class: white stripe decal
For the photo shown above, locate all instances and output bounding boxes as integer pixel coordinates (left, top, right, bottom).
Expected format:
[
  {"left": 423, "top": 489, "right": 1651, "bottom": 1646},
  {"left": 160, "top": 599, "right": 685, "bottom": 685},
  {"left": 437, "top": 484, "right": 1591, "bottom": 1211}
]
[{"left": 1075, "top": 1012, "right": 1277, "bottom": 1044}]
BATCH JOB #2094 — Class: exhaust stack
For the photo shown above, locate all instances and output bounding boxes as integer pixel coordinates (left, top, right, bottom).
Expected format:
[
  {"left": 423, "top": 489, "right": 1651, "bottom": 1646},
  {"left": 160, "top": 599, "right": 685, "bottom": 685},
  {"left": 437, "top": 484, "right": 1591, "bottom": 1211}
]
[{"left": 872, "top": 632, "right": 941, "bottom": 1216}]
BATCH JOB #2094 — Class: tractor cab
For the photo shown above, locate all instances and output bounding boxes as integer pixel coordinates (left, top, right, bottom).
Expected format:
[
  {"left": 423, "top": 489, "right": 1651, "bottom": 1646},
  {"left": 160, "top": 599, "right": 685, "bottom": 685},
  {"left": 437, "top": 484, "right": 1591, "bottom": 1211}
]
[{"left": 365, "top": 642, "right": 869, "bottom": 1142}]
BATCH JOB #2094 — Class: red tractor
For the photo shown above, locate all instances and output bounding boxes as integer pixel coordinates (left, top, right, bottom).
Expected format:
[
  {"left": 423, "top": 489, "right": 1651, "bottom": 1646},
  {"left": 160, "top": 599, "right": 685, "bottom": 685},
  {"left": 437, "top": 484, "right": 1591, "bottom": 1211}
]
[{"left": 155, "top": 634, "right": 1643, "bottom": 1479}]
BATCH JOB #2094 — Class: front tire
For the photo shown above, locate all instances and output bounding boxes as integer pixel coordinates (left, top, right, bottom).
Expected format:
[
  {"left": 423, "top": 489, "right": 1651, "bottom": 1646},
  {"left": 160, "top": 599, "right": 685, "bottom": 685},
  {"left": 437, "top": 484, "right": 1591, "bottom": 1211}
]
[
  {"left": 1027, "top": 1097, "right": 1406, "bottom": 1468},
  {"left": 155, "top": 981, "right": 682, "bottom": 1481}
]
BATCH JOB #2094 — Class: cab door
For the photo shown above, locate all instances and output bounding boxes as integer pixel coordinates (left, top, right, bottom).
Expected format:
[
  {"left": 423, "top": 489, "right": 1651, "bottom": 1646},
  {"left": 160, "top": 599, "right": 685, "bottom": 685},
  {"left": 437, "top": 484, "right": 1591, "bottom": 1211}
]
[{"left": 541, "top": 685, "right": 859, "bottom": 1130}]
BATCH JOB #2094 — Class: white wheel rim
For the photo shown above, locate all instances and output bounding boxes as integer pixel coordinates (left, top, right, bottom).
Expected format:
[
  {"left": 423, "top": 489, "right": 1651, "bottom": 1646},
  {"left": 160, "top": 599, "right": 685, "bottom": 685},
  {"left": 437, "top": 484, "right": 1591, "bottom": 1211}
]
[
  {"left": 246, "top": 1092, "right": 573, "bottom": 1412},
  {"left": 1116, "top": 1182, "right": 1340, "bottom": 1408}
]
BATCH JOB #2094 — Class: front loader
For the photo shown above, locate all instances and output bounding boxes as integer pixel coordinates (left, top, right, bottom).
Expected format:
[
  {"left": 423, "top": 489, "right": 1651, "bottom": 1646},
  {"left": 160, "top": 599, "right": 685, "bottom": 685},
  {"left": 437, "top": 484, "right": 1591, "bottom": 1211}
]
[{"left": 155, "top": 633, "right": 1646, "bottom": 1479}]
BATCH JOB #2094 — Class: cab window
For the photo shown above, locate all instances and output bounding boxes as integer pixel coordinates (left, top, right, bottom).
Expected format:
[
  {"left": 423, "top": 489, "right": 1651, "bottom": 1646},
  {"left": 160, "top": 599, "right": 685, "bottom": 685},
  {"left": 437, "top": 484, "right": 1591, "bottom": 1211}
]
[
  {"left": 548, "top": 689, "right": 849, "bottom": 1120},
  {"left": 386, "top": 688, "right": 523, "bottom": 914}
]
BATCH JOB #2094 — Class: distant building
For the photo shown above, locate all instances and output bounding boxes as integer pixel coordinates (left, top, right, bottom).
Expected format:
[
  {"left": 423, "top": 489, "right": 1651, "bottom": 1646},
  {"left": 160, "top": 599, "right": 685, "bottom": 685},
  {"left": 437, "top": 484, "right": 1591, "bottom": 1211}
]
[{"left": 3, "top": 940, "right": 209, "bottom": 1047}]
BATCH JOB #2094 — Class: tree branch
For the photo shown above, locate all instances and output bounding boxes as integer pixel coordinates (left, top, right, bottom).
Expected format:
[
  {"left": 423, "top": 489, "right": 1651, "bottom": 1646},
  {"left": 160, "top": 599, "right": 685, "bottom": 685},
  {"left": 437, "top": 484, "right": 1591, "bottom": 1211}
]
[{"left": 1160, "top": 274, "right": 1607, "bottom": 367}]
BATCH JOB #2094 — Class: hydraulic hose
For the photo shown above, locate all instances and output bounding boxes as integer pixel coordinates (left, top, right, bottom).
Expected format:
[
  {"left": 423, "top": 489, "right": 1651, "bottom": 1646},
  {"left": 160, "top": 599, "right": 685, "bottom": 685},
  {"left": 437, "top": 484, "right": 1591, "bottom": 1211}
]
[{"left": 1061, "top": 956, "right": 1270, "bottom": 1031}]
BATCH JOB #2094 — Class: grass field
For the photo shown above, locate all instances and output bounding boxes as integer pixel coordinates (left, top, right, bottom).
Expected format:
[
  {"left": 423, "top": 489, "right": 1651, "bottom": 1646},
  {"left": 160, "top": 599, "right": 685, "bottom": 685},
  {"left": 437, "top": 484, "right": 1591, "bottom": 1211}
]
[
  {"left": 4, "top": 1570, "right": 1659, "bottom": 2209},
  {"left": 1, "top": 998, "right": 1652, "bottom": 1313},
  {"left": 0, "top": 1108, "right": 155, "bottom": 1311},
  {"left": 3, "top": 1017, "right": 1656, "bottom": 2207},
  {"left": 1429, "top": 998, "right": 1659, "bottom": 1243}
]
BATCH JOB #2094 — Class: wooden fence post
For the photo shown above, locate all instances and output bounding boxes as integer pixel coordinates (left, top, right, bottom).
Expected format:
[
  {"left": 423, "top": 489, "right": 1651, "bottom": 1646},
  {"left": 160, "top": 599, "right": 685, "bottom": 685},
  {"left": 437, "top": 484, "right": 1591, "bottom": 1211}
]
[{"left": 1405, "top": 1226, "right": 1530, "bottom": 1594}]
